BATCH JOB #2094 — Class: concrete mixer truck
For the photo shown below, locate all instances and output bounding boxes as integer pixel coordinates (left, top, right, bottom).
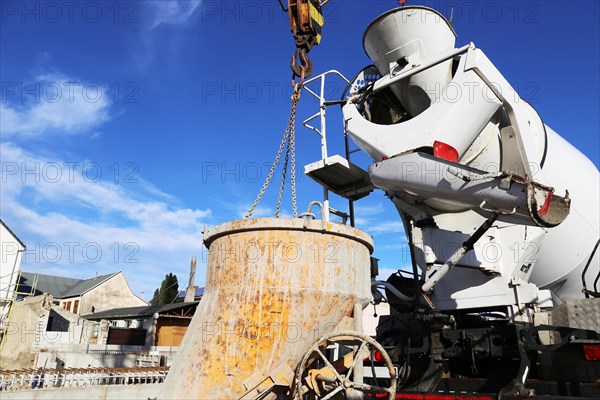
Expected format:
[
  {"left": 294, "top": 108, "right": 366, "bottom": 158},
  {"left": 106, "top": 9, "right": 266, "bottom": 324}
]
[
  {"left": 159, "top": 4, "right": 598, "bottom": 400},
  {"left": 295, "top": 4, "right": 600, "bottom": 399}
]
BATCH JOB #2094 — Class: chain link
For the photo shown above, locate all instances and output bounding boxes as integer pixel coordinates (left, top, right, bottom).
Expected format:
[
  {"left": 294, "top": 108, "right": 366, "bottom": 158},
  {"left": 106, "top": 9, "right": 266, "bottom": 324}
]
[
  {"left": 290, "top": 87, "right": 298, "bottom": 217},
  {"left": 245, "top": 81, "right": 302, "bottom": 219},
  {"left": 275, "top": 129, "right": 291, "bottom": 217}
]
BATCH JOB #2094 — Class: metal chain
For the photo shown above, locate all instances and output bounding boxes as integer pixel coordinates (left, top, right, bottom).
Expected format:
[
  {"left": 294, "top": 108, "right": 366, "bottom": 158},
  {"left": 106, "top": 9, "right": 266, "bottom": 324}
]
[
  {"left": 275, "top": 131, "right": 291, "bottom": 217},
  {"left": 245, "top": 126, "right": 290, "bottom": 219},
  {"left": 290, "top": 86, "right": 299, "bottom": 217},
  {"left": 245, "top": 82, "right": 302, "bottom": 219}
]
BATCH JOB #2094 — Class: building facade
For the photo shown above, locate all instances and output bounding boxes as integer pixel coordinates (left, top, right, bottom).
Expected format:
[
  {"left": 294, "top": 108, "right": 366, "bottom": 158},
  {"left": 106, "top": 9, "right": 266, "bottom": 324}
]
[
  {"left": 18, "top": 271, "right": 147, "bottom": 315},
  {"left": 0, "top": 219, "right": 26, "bottom": 347}
]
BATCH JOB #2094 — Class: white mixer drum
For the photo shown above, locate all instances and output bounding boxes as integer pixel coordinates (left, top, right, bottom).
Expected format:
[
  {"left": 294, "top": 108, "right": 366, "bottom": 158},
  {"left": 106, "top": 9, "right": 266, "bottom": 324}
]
[{"left": 528, "top": 126, "right": 600, "bottom": 302}]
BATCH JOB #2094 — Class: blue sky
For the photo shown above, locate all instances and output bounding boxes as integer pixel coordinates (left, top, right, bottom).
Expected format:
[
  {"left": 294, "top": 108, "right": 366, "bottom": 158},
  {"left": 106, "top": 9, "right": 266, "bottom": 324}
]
[{"left": 1, "top": 0, "right": 598, "bottom": 300}]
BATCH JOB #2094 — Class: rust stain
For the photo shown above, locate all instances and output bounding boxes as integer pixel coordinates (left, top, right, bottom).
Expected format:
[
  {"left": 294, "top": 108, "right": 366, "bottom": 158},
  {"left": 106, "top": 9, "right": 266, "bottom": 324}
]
[{"left": 160, "top": 218, "right": 373, "bottom": 399}]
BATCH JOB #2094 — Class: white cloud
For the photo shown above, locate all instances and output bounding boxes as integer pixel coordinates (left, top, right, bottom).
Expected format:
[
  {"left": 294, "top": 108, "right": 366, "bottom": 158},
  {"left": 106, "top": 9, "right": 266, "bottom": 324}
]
[
  {"left": 353, "top": 202, "right": 406, "bottom": 235},
  {"left": 377, "top": 243, "right": 405, "bottom": 251},
  {"left": 368, "top": 221, "right": 406, "bottom": 235},
  {"left": 130, "top": 1, "right": 203, "bottom": 71},
  {"left": 0, "top": 74, "right": 111, "bottom": 137},
  {"left": 354, "top": 203, "right": 385, "bottom": 217},
  {"left": 148, "top": 0, "right": 202, "bottom": 28},
  {"left": 1, "top": 141, "right": 211, "bottom": 297},
  {"left": 238, "top": 205, "right": 274, "bottom": 219},
  {"left": 0, "top": 67, "right": 212, "bottom": 297}
]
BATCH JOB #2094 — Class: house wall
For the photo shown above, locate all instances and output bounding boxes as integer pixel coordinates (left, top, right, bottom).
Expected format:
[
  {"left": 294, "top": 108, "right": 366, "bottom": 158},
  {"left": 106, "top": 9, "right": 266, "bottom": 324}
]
[
  {"left": 35, "top": 344, "right": 180, "bottom": 369},
  {"left": 79, "top": 273, "right": 146, "bottom": 316},
  {"left": 37, "top": 304, "right": 95, "bottom": 349},
  {"left": 2, "top": 297, "right": 181, "bottom": 370},
  {"left": 59, "top": 296, "right": 82, "bottom": 315},
  {"left": 0, "top": 295, "right": 51, "bottom": 369},
  {"left": 35, "top": 345, "right": 139, "bottom": 369},
  {"left": 0, "top": 294, "right": 102, "bottom": 370},
  {"left": 0, "top": 222, "right": 25, "bottom": 328}
]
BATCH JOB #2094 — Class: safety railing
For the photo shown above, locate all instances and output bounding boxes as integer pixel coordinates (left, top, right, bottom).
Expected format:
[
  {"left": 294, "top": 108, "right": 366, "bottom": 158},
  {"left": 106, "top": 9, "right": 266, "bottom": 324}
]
[
  {"left": 301, "top": 70, "right": 362, "bottom": 225},
  {"left": 0, "top": 366, "right": 169, "bottom": 392}
]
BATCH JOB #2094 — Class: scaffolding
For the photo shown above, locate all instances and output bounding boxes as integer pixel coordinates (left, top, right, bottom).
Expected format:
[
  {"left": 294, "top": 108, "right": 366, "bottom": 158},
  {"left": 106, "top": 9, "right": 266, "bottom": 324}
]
[{"left": 0, "top": 270, "right": 35, "bottom": 352}]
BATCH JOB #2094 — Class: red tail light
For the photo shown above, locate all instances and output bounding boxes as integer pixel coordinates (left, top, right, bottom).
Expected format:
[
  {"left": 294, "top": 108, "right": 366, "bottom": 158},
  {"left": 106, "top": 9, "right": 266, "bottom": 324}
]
[
  {"left": 583, "top": 344, "right": 600, "bottom": 361},
  {"left": 364, "top": 349, "right": 385, "bottom": 364},
  {"left": 373, "top": 349, "right": 384, "bottom": 363},
  {"left": 433, "top": 141, "right": 459, "bottom": 163}
]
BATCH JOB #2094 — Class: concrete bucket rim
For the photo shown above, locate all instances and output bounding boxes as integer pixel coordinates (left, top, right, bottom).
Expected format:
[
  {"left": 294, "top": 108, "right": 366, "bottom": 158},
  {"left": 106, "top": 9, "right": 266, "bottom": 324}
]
[{"left": 203, "top": 217, "right": 374, "bottom": 253}]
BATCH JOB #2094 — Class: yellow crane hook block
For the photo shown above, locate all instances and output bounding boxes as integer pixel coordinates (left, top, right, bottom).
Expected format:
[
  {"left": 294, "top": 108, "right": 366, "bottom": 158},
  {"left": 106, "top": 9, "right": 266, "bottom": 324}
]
[
  {"left": 287, "top": 0, "right": 325, "bottom": 50},
  {"left": 284, "top": 0, "right": 327, "bottom": 79}
]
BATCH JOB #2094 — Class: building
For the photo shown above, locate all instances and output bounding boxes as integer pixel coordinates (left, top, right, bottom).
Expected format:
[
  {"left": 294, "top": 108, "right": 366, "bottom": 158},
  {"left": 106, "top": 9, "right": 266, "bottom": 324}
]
[
  {"left": 18, "top": 271, "right": 147, "bottom": 315},
  {"left": 0, "top": 294, "right": 88, "bottom": 369},
  {"left": 0, "top": 271, "right": 148, "bottom": 369},
  {"left": 0, "top": 300, "right": 200, "bottom": 369},
  {"left": 0, "top": 270, "right": 148, "bottom": 369},
  {"left": 0, "top": 219, "right": 26, "bottom": 348},
  {"left": 82, "top": 302, "right": 199, "bottom": 348}
]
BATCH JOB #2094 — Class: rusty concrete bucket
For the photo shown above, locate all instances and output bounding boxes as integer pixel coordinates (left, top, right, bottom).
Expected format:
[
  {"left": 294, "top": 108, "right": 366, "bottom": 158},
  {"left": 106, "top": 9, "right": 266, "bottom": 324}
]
[{"left": 159, "top": 218, "right": 373, "bottom": 399}]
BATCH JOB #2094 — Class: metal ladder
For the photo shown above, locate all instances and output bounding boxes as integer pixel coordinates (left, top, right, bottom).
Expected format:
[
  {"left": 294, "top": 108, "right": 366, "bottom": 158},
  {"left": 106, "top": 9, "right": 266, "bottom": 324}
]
[{"left": 301, "top": 70, "right": 375, "bottom": 226}]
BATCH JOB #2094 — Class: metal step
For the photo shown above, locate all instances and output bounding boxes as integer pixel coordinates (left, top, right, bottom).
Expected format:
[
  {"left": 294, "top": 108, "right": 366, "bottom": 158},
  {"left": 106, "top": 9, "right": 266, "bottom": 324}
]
[
  {"left": 583, "top": 289, "right": 600, "bottom": 298},
  {"left": 304, "top": 155, "right": 374, "bottom": 201}
]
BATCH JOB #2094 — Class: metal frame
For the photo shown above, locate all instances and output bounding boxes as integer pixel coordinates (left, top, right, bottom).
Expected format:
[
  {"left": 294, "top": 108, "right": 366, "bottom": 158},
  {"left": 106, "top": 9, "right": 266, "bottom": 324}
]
[
  {"left": 301, "top": 70, "right": 353, "bottom": 224},
  {"left": 0, "top": 270, "right": 31, "bottom": 351}
]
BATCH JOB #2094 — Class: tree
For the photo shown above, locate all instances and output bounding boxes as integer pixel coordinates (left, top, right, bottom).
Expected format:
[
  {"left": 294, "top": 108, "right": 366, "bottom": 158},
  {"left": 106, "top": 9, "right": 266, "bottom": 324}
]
[
  {"left": 150, "top": 273, "right": 179, "bottom": 305},
  {"left": 150, "top": 289, "right": 160, "bottom": 306}
]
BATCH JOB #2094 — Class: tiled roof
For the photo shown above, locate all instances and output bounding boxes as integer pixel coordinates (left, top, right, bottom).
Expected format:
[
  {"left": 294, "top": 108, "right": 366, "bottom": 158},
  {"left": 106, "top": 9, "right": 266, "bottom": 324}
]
[
  {"left": 19, "top": 272, "right": 83, "bottom": 298},
  {"left": 59, "top": 272, "right": 118, "bottom": 298},
  {"left": 18, "top": 271, "right": 119, "bottom": 299},
  {"left": 81, "top": 302, "right": 199, "bottom": 320}
]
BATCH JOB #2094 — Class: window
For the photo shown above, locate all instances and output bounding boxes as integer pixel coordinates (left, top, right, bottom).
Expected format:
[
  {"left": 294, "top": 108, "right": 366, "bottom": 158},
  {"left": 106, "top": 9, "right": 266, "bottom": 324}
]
[
  {"left": 92, "top": 322, "right": 99, "bottom": 337},
  {"left": 73, "top": 300, "right": 79, "bottom": 314},
  {"left": 65, "top": 301, "right": 71, "bottom": 311}
]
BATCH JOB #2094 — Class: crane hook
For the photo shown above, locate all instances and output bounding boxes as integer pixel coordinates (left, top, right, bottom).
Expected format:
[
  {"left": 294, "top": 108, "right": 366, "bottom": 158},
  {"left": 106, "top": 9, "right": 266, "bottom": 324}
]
[{"left": 291, "top": 48, "right": 312, "bottom": 81}]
